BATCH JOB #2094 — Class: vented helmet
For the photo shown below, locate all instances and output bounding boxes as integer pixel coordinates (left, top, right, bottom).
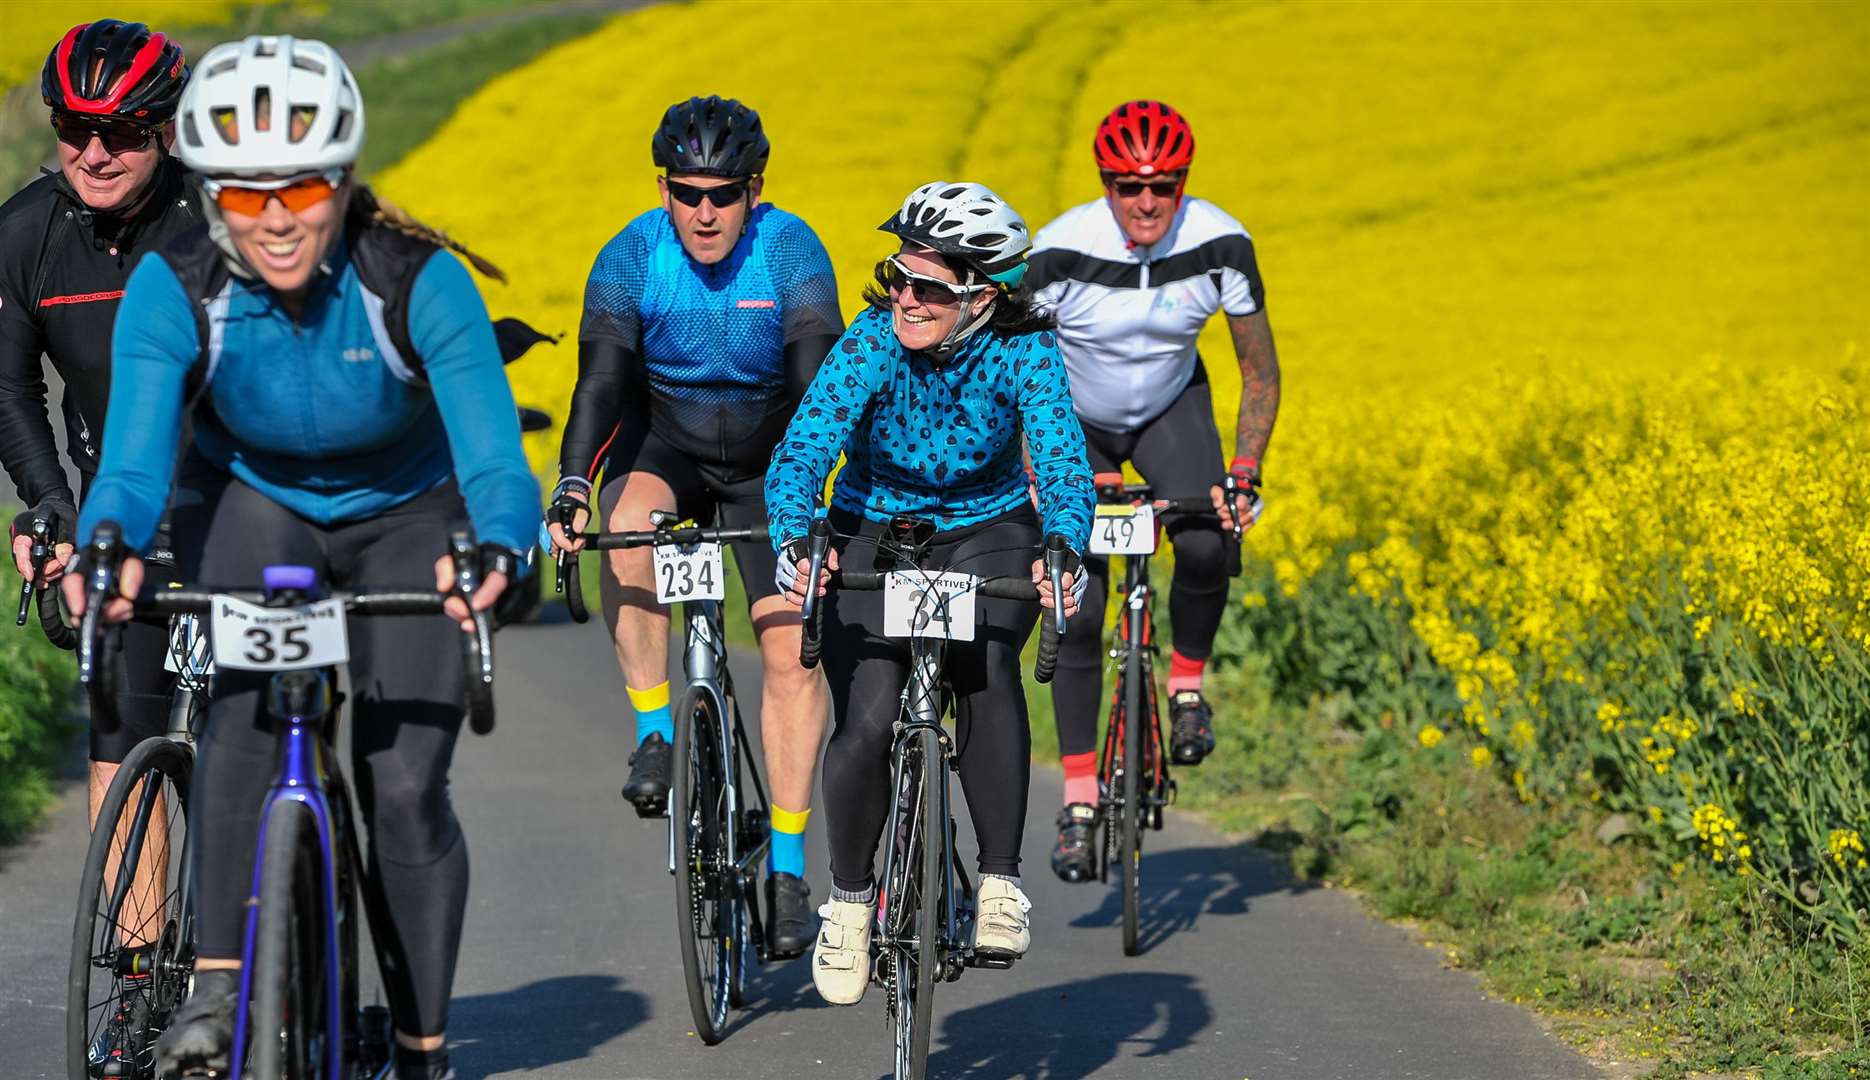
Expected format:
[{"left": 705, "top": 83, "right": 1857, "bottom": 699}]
[
  {"left": 879, "top": 181, "right": 1031, "bottom": 287},
  {"left": 42, "top": 20, "right": 188, "bottom": 123},
  {"left": 176, "top": 36, "right": 364, "bottom": 176},
  {"left": 1093, "top": 100, "right": 1195, "bottom": 177},
  {"left": 651, "top": 95, "right": 770, "bottom": 178}
]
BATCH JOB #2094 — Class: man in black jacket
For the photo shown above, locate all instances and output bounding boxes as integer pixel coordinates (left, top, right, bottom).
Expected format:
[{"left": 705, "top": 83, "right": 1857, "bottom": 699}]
[{"left": 0, "top": 20, "right": 195, "bottom": 1070}]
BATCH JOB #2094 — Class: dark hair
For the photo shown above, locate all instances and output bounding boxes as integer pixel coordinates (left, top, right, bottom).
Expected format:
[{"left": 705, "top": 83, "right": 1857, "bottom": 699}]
[{"left": 862, "top": 253, "right": 1053, "bottom": 336}]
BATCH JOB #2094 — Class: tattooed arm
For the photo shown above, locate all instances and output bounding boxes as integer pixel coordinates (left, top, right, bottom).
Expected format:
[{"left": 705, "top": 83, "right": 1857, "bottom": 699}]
[{"left": 1226, "top": 310, "right": 1280, "bottom": 471}]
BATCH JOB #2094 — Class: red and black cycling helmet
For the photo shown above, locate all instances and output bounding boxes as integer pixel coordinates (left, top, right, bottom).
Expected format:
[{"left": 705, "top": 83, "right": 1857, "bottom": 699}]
[
  {"left": 41, "top": 20, "right": 188, "bottom": 123},
  {"left": 1093, "top": 100, "right": 1195, "bottom": 178},
  {"left": 651, "top": 95, "right": 770, "bottom": 178}
]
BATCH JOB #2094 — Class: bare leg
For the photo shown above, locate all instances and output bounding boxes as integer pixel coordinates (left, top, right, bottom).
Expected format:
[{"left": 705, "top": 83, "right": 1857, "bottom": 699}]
[
  {"left": 749, "top": 596, "right": 828, "bottom": 813},
  {"left": 89, "top": 760, "right": 172, "bottom": 950},
  {"left": 598, "top": 473, "right": 680, "bottom": 696}
]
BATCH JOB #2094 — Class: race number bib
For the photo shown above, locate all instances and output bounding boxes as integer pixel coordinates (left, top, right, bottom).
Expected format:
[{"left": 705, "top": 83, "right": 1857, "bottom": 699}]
[
  {"left": 1089, "top": 504, "right": 1156, "bottom": 555},
  {"left": 883, "top": 572, "right": 977, "bottom": 641},
  {"left": 210, "top": 596, "right": 348, "bottom": 672},
  {"left": 654, "top": 543, "right": 725, "bottom": 603}
]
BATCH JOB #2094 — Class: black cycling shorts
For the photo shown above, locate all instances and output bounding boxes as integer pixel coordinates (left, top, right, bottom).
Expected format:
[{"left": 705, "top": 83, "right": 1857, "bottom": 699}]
[{"left": 601, "top": 425, "right": 780, "bottom": 604}]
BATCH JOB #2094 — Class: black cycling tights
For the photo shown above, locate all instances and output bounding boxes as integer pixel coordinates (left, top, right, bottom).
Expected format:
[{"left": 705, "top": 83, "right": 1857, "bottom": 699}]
[
  {"left": 174, "top": 467, "right": 470, "bottom": 1038},
  {"left": 820, "top": 507, "right": 1041, "bottom": 892},
  {"left": 1052, "top": 367, "right": 1229, "bottom": 758}
]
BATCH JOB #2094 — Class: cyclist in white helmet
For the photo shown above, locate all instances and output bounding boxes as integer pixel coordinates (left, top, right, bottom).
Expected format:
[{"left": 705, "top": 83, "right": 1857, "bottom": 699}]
[
  {"left": 1027, "top": 100, "right": 1282, "bottom": 885},
  {"left": 768, "top": 180, "right": 1094, "bottom": 1004},
  {"left": 69, "top": 36, "right": 538, "bottom": 1080}
]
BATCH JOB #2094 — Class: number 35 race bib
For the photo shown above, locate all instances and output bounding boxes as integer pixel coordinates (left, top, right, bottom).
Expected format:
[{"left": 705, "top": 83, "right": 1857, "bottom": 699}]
[{"left": 210, "top": 596, "right": 349, "bottom": 671}]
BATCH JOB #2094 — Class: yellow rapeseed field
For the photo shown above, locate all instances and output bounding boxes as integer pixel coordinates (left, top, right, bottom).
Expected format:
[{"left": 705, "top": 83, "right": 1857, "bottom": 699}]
[
  {"left": 379, "top": 0, "right": 1869, "bottom": 934},
  {"left": 0, "top": 2, "right": 280, "bottom": 94}
]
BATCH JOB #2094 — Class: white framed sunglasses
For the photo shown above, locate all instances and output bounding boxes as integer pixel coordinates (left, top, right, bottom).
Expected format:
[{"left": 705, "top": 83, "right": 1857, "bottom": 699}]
[{"left": 879, "top": 256, "right": 993, "bottom": 306}]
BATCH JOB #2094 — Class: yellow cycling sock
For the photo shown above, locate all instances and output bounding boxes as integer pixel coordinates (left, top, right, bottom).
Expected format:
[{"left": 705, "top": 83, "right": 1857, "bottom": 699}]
[
  {"left": 626, "top": 682, "right": 673, "bottom": 744},
  {"left": 770, "top": 804, "right": 811, "bottom": 877}
]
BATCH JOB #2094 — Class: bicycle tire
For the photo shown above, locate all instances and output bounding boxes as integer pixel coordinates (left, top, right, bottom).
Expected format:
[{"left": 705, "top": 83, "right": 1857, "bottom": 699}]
[
  {"left": 890, "top": 726, "right": 942, "bottom": 1080},
  {"left": 67, "top": 736, "right": 192, "bottom": 1080},
  {"left": 1120, "top": 607, "right": 1144, "bottom": 957},
  {"left": 249, "top": 798, "right": 332, "bottom": 1080},
  {"left": 673, "top": 684, "right": 736, "bottom": 1044}
]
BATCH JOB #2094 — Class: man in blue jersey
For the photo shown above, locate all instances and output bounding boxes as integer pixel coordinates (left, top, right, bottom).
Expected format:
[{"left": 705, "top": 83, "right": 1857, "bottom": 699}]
[{"left": 546, "top": 96, "right": 839, "bottom": 957}]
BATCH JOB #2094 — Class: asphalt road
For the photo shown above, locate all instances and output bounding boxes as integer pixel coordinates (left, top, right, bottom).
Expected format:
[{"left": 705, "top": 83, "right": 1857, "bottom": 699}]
[{"left": 0, "top": 603, "right": 1602, "bottom": 1080}]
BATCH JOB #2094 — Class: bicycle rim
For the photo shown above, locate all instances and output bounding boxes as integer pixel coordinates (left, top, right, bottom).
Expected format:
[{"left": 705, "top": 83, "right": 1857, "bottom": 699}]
[
  {"left": 249, "top": 798, "right": 332, "bottom": 1080},
  {"left": 889, "top": 728, "right": 941, "bottom": 1080},
  {"left": 673, "top": 686, "right": 733, "bottom": 1044},
  {"left": 67, "top": 737, "right": 191, "bottom": 1080},
  {"left": 1121, "top": 623, "right": 1144, "bottom": 957}
]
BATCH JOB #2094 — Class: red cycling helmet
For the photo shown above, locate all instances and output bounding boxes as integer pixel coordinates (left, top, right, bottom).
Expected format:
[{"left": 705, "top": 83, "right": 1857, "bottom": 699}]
[
  {"left": 1093, "top": 100, "right": 1194, "bottom": 178},
  {"left": 41, "top": 20, "right": 188, "bottom": 122}
]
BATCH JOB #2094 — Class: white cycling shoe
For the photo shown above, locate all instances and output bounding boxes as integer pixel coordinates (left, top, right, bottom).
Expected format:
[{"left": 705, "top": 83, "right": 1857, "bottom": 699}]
[
  {"left": 812, "top": 897, "right": 875, "bottom": 1005},
  {"left": 970, "top": 875, "right": 1032, "bottom": 959}
]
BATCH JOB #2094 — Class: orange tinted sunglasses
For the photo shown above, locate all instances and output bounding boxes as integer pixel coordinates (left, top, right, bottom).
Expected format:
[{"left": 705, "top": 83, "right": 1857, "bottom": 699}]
[{"left": 204, "top": 169, "right": 345, "bottom": 216}]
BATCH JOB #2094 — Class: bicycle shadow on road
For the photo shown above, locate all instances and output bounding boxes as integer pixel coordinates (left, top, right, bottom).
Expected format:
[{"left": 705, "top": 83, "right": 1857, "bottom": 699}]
[
  {"left": 447, "top": 974, "right": 649, "bottom": 1078},
  {"left": 725, "top": 945, "right": 835, "bottom": 1035},
  {"left": 920, "top": 971, "right": 1211, "bottom": 1079},
  {"left": 1068, "top": 840, "right": 1314, "bottom": 954}
]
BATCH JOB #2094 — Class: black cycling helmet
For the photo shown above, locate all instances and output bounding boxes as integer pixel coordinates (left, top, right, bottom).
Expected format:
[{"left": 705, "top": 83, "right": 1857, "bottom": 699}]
[
  {"left": 41, "top": 20, "right": 188, "bottom": 123},
  {"left": 651, "top": 95, "right": 769, "bottom": 178}
]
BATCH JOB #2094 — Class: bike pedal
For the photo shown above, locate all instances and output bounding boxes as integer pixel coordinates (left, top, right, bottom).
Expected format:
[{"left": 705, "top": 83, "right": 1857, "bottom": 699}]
[
  {"left": 626, "top": 793, "right": 669, "bottom": 819},
  {"left": 966, "top": 951, "right": 1017, "bottom": 970}
]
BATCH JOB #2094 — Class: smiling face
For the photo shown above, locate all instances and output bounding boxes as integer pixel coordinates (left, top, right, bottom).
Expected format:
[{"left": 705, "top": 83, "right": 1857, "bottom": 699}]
[
  {"left": 1103, "top": 170, "right": 1185, "bottom": 248},
  {"left": 888, "top": 245, "right": 995, "bottom": 352},
  {"left": 53, "top": 118, "right": 172, "bottom": 213},
  {"left": 216, "top": 174, "right": 352, "bottom": 300},
  {"left": 659, "top": 172, "right": 762, "bottom": 264}
]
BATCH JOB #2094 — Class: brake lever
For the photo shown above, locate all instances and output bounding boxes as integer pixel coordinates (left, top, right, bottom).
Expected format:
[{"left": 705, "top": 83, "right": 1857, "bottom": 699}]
[
  {"left": 15, "top": 518, "right": 50, "bottom": 626},
  {"left": 1043, "top": 534, "right": 1067, "bottom": 635}
]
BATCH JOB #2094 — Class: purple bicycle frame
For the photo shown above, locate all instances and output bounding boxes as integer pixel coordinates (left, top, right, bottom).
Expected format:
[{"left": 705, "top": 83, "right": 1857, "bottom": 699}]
[{"left": 226, "top": 565, "right": 350, "bottom": 1080}]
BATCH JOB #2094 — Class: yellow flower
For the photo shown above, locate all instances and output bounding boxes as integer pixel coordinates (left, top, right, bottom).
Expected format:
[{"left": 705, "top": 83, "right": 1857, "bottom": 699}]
[
  {"left": 1417, "top": 726, "right": 1445, "bottom": 749},
  {"left": 1470, "top": 746, "right": 1493, "bottom": 768}
]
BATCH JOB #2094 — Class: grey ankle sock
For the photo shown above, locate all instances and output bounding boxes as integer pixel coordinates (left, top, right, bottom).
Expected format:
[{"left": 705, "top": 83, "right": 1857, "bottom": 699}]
[
  {"left": 982, "top": 873, "right": 1021, "bottom": 889},
  {"left": 832, "top": 882, "right": 876, "bottom": 905}
]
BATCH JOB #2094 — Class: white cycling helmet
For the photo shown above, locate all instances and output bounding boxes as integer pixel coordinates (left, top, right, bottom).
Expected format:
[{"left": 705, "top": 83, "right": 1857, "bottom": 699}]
[
  {"left": 880, "top": 181, "right": 1031, "bottom": 288},
  {"left": 176, "top": 35, "right": 363, "bottom": 177}
]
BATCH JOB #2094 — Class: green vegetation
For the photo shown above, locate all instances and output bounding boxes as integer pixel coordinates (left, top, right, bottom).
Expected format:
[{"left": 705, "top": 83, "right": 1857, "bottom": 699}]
[
  {"left": 0, "top": 517, "right": 78, "bottom": 844},
  {"left": 1033, "top": 557, "right": 1869, "bottom": 1074}
]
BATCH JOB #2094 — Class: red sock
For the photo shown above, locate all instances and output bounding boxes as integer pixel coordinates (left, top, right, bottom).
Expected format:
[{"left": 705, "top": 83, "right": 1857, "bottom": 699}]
[
  {"left": 1168, "top": 650, "right": 1206, "bottom": 696},
  {"left": 1061, "top": 751, "right": 1098, "bottom": 806}
]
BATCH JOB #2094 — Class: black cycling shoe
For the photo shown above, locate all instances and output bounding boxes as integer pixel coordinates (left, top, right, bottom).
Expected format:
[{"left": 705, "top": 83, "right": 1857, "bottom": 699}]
[
  {"left": 86, "top": 976, "right": 151, "bottom": 1078},
  {"left": 395, "top": 1043, "right": 457, "bottom": 1080},
  {"left": 1050, "top": 803, "right": 1099, "bottom": 883},
  {"left": 766, "top": 872, "right": 814, "bottom": 959},
  {"left": 1169, "top": 690, "right": 1217, "bottom": 765},
  {"left": 621, "top": 733, "right": 672, "bottom": 818},
  {"left": 151, "top": 968, "right": 238, "bottom": 1079}
]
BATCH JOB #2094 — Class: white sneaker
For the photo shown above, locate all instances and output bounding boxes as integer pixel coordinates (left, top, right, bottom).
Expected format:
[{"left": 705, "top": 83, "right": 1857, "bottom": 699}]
[
  {"left": 971, "top": 875, "right": 1032, "bottom": 958},
  {"left": 812, "top": 897, "right": 875, "bottom": 1005}
]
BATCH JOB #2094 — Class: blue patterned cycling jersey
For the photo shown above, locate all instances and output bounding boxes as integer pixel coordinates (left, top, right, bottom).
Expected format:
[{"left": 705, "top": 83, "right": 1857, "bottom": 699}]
[
  {"left": 765, "top": 306, "right": 1094, "bottom": 553},
  {"left": 579, "top": 203, "right": 841, "bottom": 467}
]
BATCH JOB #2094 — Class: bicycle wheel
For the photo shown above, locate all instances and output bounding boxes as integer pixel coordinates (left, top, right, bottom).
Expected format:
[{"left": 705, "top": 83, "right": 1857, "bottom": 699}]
[
  {"left": 887, "top": 726, "right": 942, "bottom": 1080},
  {"left": 1120, "top": 612, "right": 1144, "bottom": 957},
  {"left": 673, "top": 685, "right": 738, "bottom": 1044},
  {"left": 248, "top": 798, "right": 333, "bottom": 1080},
  {"left": 67, "top": 736, "right": 192, "bottom": 1080}
]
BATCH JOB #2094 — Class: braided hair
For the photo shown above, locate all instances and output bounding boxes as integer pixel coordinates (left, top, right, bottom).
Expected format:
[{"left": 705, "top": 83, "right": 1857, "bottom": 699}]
[{"left": 350, "top": 184, "right": 506, "bottom": 283}]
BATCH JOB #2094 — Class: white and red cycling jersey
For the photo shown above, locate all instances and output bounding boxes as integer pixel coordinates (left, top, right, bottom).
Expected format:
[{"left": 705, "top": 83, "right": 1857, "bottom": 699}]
[{"left": 1027, "top": 196, "right": 1265, "bottom": 432}]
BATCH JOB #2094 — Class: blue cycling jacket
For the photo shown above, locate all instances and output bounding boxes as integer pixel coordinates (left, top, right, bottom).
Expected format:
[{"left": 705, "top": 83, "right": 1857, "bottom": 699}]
[
  {"left": 569, "top": 203, "right": 842, "bottom": 475},
  {"left": 78, "top": 241, "right": 540, "bottom": 554},
  {"left": 765, "top": 305, "right": 1094, "bottom": 553}
]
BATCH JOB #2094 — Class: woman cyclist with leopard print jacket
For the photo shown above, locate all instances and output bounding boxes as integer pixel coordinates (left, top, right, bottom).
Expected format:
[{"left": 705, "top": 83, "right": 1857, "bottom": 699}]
[{"left": 766, "top": 180, "right": 1095, "bottom": 1006}]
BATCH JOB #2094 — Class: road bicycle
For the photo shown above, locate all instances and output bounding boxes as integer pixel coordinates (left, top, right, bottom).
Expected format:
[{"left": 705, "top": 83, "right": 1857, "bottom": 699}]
[
  {"left": 7, "top": 515, "right": 208, "bottom": 1080},
  {"left": 798, "top": 517, "right": 1068, "bottom": 1080},
  {"left": 75, "top": 523, "right": 498, "bottom": 1080},
  {"left": 556, "top": 511, "right": 785, "bottom": 1045},
  {"left": 1084, "top": 472, "right": 1252, "bottom": 955}
]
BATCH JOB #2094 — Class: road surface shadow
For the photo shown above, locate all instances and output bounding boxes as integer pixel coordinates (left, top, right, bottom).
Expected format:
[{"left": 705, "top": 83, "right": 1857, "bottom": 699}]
[
  {"left": 1068, "top": 840, "right": 1313, "bottom": 953},
  {"left": 448, "top": 974, "right": 648, "bottom": 1078},
  {"left": 920, "top": 971, "right": 1211, "bottom": 1079},
  {"left": 726, "top": 943, "right": 833, "bottom": 1034}
]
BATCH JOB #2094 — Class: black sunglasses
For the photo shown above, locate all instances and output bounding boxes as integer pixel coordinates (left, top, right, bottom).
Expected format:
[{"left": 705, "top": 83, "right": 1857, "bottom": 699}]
[
  {"left": 665, "top": 177, "right": 751, "bottom": 209},
  {"left": 51, "top": 113, "right": 159, "bottom": 155},
  {"left": 1106, "top": 176, "right": 1182, "bottom": 198}
]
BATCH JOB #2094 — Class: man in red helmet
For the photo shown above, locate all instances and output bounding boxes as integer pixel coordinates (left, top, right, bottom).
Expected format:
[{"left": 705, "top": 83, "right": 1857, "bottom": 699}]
[
  {"left": 0, "top": 19, "right": 197, "bottom": 1071},
  {"left": 1027, "top": 99, "right": 1282, "bottom": 884}
]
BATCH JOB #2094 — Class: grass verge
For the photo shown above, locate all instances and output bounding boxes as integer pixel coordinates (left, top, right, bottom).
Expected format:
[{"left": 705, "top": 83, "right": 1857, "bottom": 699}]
[
  {"left": 0, "top": 508, "right": 79, "bottom": 844},
  {"left": 1033, "top": 567, "right": 1870, "bottom": 1077}
]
